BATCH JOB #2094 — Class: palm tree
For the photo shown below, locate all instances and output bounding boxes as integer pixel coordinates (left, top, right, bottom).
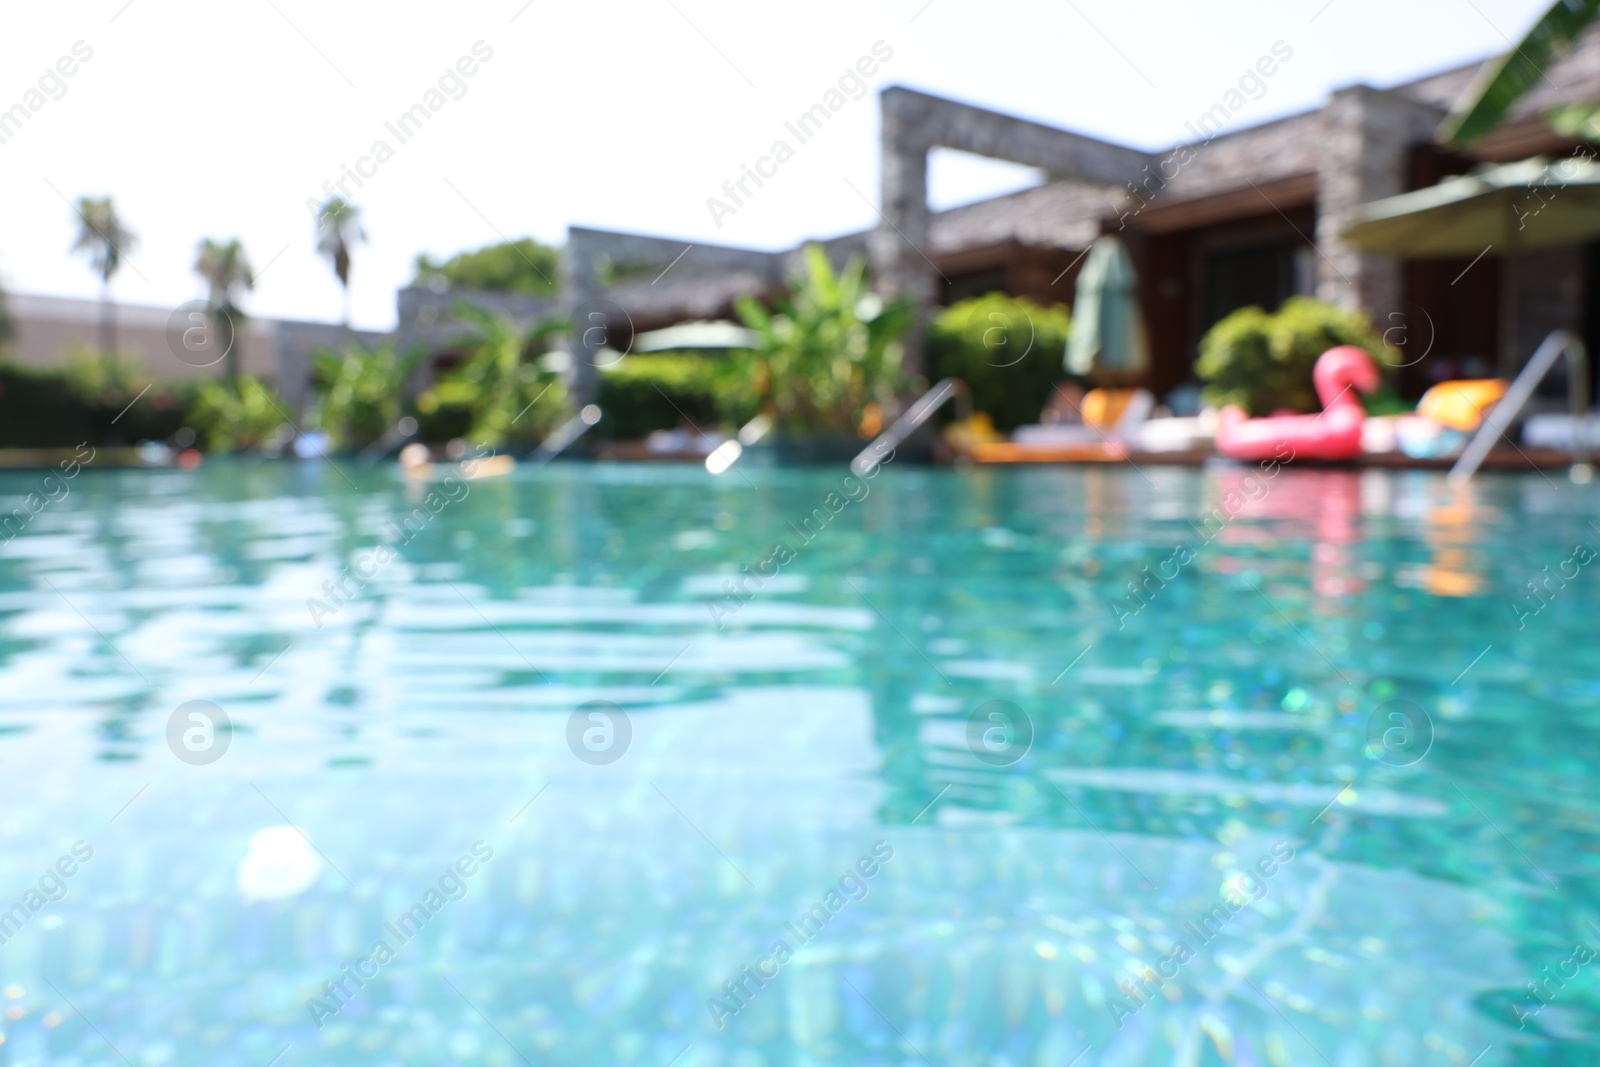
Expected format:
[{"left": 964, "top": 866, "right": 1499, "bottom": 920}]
[
  {"left": 1443, "top": 0, "right": 1600, "bottom": 144},
  {"left": 70, "top": 196, "right": 137, "bottom": 377},
  {"left": 194, "top": 238, "right": 255, "bottom": 381},
  {"left": 315, "top": 196, "right": 365, "bottom": 326}
]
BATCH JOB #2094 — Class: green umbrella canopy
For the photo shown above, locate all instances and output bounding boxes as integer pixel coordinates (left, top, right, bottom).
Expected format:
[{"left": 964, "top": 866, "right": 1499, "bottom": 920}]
[
  {"left": 1065, "top": 235, "right": 1150, "bottom": 376},
  {"left": 1342, "top": 156, "right": 1600, "bottom": 256}
]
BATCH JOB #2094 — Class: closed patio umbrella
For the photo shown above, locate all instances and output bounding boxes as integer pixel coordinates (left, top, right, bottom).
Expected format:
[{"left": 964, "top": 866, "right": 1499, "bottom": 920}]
[
  {"left": 1065, "top": 235, "right": 1150, "bottom": 378},
  {"left": 1342, "top": 156, "right": 1600, "bottom": 371}
]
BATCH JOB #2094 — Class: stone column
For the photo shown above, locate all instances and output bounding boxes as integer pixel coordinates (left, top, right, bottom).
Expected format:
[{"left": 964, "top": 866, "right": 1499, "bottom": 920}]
[
  {"left": 870, "top": 88, "right": 1155, "bottom": 382},
  {"left": 872, "top": 88, "right": 938, "bottom": 381},
  {"left": 560, "top": 228, "right": 602, "bottom": 408},
  {"left": 1315, "top": 85, "right": 1445, "bottom": 331}
]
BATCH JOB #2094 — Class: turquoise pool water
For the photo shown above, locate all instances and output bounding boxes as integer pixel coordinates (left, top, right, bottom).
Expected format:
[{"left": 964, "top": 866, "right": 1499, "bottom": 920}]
[{"left": 0, "top": 459, "right": 1596, "bottom": 1066}]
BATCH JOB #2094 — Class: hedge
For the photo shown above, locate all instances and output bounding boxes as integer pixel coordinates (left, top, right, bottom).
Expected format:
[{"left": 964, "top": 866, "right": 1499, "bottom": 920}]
[
  {"left": 0, "top": 362, "right": 196, "bottom": 448},
  {"left": 595, "top": 353, "right": 724, "bottom": 440},
  {"left": 927, "top": 294, "right": 1074, "bottom": 431}
]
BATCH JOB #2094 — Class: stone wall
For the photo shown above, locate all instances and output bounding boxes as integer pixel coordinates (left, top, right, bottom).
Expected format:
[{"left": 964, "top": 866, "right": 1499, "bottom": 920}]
[
  {"left": 564, "top": 227, "right": 784, "bottom": 404},
  {"left": 1314, "top": 86, "right": 1448, "bottom": 326}
]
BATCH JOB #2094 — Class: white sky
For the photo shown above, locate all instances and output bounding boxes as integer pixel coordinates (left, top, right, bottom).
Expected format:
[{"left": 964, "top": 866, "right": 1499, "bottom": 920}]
[{"left": 0, "top": 0, "right": 1554, "bottom": 331}]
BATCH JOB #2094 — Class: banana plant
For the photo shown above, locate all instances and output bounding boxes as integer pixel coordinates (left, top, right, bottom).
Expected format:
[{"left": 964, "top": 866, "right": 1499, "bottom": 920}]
[
  {"left": 188, "top": 378, "right": 289, "bottom": 452},
  {"left": 727, "top": 244, "right": 911, "bottom": 436},
  {"left": 312, "top": 342, "right": 425, "bottom": 450},
  {"left": 422, "top": 305, "right": 568, "bottom": 446},
  {"left": 1442, "top": 0, "right": 1600, "bottom": 145}
]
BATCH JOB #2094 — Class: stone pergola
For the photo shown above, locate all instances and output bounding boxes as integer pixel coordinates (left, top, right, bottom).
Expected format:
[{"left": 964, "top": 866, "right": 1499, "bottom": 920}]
[
  {"left": 537, "top": 85, "right": 1483, "bottom": 409},
  {"left": 562, "top": 227, "right": 785, "bottom": 405},
  {"left": 869, "top": 87, "right": 1157, "bottom": 376}
]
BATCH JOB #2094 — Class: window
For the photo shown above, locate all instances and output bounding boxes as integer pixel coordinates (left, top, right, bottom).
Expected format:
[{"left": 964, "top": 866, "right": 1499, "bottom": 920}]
[{"left": 1200, "top": 240, "right": 1305, "bottom": 330}]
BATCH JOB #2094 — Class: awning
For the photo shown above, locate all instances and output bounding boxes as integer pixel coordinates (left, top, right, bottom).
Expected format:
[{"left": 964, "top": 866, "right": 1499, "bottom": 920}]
[
  {"left": 1342, "top": 156, "right": 1600, "bottom": 256},
  {"left": 631, "top": 320, "right": 758, "bottom": 352}
]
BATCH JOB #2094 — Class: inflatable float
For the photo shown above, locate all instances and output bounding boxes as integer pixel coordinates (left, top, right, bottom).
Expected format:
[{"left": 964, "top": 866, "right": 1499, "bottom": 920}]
[{"left": 1215, "top": 345, "right": 1379, "bottom": 463}]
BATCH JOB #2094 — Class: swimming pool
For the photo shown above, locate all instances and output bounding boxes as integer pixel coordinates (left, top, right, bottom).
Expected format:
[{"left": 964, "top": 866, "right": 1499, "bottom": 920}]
[{"left": 0, "top": 459, "right": 1594, "bottom": 1065}]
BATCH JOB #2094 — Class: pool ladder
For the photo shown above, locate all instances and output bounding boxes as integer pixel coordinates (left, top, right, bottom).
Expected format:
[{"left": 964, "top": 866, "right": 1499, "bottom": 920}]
[
  {"left": 356, "top": 406, "right": 602, "bottom": 466},
  {"left": 531, "top": 404, "right": 602, "bottom": 465},
  {"left": 851, "top": 378, "right": 970, "bottom": 477},
  {"left": 1448, "top": 330, "right": 1593, "bottom": 485}
]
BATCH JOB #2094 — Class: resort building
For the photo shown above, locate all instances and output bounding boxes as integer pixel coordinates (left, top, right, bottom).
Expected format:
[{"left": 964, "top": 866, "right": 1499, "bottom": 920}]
[
  {"left": 12, "top": 31, "right": 1600, "bottom": 417},
  {"left": 393, "top": 27, "right": 1600, "bottom": 408}
]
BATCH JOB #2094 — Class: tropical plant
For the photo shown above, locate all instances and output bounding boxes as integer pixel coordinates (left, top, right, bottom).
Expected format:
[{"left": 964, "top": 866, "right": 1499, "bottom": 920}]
[
  {"left": 187, "top": 377, "right": 290, "bottom": 452},
  {"left": 1443, "top": 0, "right": 1600, "bottom": 144},
  {"left": 417, "top": 305, "right": 567, "bottom": 446},
  {"left": 69, "top": 196, "right": 136, "bottom": 378},
  {"left": 193, "top": 238, "right": 254, "bottom": 381},
  {"left": 315, "top": 196, "right": 366, "bottom": 325},
  {"left": 926, "top": 293, "right": 1074, "bottom": 431},
  {"left": 413, "top": 238, "right": 560, "bottom": 295},
  {"left": 725, "top": 245, "right": 911, "bottom": 436},
  {"left": 1195, "top": 297, "right": 1393, "bottom": 416},
  {"left": 311, "top": 342, "right": 424, "bottom": 450}
]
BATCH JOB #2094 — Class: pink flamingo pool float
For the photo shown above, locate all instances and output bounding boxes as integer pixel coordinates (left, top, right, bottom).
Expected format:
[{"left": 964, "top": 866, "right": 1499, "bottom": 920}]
[{"left": 1215, "top": 345, "right": 1379, "bottom": 463}]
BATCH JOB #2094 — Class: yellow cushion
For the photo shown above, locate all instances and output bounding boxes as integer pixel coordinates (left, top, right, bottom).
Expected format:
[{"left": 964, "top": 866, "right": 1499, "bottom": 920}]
[
  {"left": 1083, "top": 388, "right": 1138, "bottom": 430},
  {"left": 1418, "top": 379, "right": 1508, "bottom": 432}
]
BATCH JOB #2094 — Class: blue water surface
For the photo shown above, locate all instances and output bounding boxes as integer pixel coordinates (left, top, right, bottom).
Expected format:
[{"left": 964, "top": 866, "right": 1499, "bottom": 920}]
[{"left": 0, "top": 459, "right": 1596, "bottom": 1066}]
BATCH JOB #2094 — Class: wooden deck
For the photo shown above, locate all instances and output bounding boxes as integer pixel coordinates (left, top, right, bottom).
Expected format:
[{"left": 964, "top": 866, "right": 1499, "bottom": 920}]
[
  {"left": 0, "top": 444, "right": 1578, "bottom": 473},
  {"left": 936, "top": 443, "right": 1578, "bottom": 470}
]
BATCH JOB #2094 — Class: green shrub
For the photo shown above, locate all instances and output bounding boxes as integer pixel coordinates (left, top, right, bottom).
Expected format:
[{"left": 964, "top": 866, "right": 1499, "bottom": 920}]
[
  {"left": 311, "top": 342, "right": 423, "bottom": 451},
  {"left": 58, "top": 349, "right": 146, "bottom": 400},
  {"left": 0, "top": 359, "right": 197, "bottom": 448},
  {"left": 926, "top": 294, "right": 1074, "bottom": 431},
  {"left": 188, "top": 378, "right": 290, "bottom": 452},
  {"left": 1196, "top": 297, "right": 1393, "bottom": 416},
  {"left": 597, "top": 353, "right": 726, "bottom": 440}
]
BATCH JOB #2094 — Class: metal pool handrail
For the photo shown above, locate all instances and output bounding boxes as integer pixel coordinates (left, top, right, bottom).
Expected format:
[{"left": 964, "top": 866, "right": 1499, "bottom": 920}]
[
  {"left": 850, "top": 378, "right": 970, "bottom": 478},
  {"left": 531, "top": 404, "right": 602, "bottom": 465},
  {"left": 1448, "top": 330, "right": 1593, "bottom": 485},
  {"left": 357, "top": 416, "right": 421, "bottom": 465}
]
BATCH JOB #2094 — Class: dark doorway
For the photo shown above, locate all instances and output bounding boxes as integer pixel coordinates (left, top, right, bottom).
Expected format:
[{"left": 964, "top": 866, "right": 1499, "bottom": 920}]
[
  {"left": 1583, "top": 240, "right": 1600, "bottom": 404},
  {"left": 1201, "top": 242, "right": 1299, "bottom": 331},
  {"left": 940, "top": 267, "right": 1009, "bottom": 306}
]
